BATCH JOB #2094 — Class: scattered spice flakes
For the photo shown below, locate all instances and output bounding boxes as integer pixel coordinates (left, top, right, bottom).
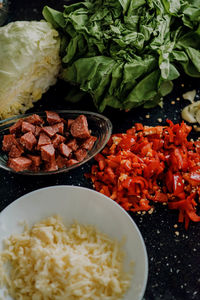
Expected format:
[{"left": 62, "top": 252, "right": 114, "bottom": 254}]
[
  {"left": 181, "top": 83, "right": 185, "bottom": 87},
  {"left": 145, "top": 114, "right": 150, "bottom": 119},
  {"left": 175, "top": 231, "right": 180, "bottom": 236},
  {"left": 174, "top": 224, "right": 178, "bottom": 228},
  {"left": 171, "top": 101, "right": 175, "bottom": 105},
  {"left": 157, "top": 118, "right": 162, "bottom": 123},
  {"left": 176, "top": 97, "right": 180, "bottom": 101}
]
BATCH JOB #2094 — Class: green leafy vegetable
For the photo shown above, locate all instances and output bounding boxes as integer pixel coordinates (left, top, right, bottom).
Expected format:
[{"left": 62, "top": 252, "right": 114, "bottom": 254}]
[
  {"left": 43, "top": 0, "right": 200, "bottom": 112},
  {"left": 0, "top": 21, "right": 61, "bottom": 119}
]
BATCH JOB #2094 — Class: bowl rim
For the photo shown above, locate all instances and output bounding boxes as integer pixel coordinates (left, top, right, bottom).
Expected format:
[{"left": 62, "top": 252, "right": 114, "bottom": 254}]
[
  {"left": 0, "top": 185, "right": 149, "bottom": 300},
  {"left": 0, "top": 110, "right": 112, "bottom": 175}
]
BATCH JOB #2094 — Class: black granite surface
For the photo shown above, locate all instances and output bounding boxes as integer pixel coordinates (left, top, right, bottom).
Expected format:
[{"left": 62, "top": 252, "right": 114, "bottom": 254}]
[{"left": 0, "top": 1, "right": 200, "bottom": 299}]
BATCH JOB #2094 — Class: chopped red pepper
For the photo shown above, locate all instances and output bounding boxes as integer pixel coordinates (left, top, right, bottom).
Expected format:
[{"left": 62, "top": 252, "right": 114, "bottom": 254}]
[{"left": 86, "top": 121, "right": 200, "bottom": 229}]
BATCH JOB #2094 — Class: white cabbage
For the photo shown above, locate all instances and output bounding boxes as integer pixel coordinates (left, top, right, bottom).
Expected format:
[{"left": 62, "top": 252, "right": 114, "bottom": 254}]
[{"left": 0, "top": 21, "right": 61, "bottom": 119}]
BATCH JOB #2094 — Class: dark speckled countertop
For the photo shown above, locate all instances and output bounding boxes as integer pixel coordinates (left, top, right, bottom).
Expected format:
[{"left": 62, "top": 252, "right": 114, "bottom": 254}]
[{"left": 0, "top": 1, "right": 200, "bottom": 299}]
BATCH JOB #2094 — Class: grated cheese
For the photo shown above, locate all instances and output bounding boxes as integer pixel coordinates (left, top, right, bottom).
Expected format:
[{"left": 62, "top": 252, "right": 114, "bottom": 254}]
[{"left": 0, "top": 216, "right": 132, "bottom": 300}]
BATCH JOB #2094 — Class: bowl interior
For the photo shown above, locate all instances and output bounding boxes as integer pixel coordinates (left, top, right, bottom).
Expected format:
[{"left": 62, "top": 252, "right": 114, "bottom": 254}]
[
  {"left": 0, "top": 185, "right": 148, "bottom": 300},
  {"left": 0, "top": 110, "right": 112, "bottom": 175}
]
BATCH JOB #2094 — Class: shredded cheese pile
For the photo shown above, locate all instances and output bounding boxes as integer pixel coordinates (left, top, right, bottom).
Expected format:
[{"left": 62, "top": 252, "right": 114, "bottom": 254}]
[{"left": 0, "top": 216, "right": 132, "bottom": 300}]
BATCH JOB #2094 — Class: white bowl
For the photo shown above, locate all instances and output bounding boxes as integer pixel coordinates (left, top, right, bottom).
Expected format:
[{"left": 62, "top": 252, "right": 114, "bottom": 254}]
[{"left": 0, "top": 186, "right": 148, "bottom": 300}]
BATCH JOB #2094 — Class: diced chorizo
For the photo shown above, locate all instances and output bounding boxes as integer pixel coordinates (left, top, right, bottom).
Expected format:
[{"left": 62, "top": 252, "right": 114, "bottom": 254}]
[
  {"left": 46, "top": 111, "right": 61, "bottom": 125},
  {"left": 44, "top": 159, "right": 58, "bottom": 171},
  {"left": 41, "top": 144, "right": 55, "bottom": 162},
  {"left": 81, "top": 136, "right": 97, "bottom": 150},
  {"left": 42, "top": 126, "right": 58, "bottom": 138},
  {"left": 37, "top": 132, "right": 52, "bottom": 149},
  {"left": 21, "top": 121, "right": 35, "bottom": 134},
  {"left": 52, "top": 134, "right": 66, "bottom": 148},
  {"left": 20, "top": 132, "right": 37, "bottom": 151},
  {"left": 74, "top": 148, "right": 88, "bottom": 162},
  {"left": 8, "top": 157, "right": 32, "bottom": 172},
  {"left": 27, "top": 154, "right": 41, "bottom": 167},
  {"left": 56, "top": 155, "right": 68, "bottom": 169},
  {"left": 70, "top": 115, "right": 90, "bottom": 139},
  {"left": 25, "top": 114, "right": 44, "bottom": 125},
  {"left": 9, "top": 120, "right": 23, "bottom": 134},
  {"left": 66, "top": 159, "right": 79, "bottom": 167},
  {"left": 52, "top": 122, "right": 64, "bottom": 135},
  {"left": 35, "top": 126, "right": 42, "bottom": 137},
  {"left": 42, "top": 122, "right": 64, "bottom": 138},
  {"left": 9, "top": 144, "right": 24, "bottom": 158},
  {"left": 27, "top": 154, "right": 42, "bottom": 172},
  {"left": 2, "top": 134, "right": 17, "bottom": 152},
  {"left": 59, "top": 143, "right": 72, "bottom": 158},
  {"left": 66, "top": 139, "right": 79, "bottom": 151}
]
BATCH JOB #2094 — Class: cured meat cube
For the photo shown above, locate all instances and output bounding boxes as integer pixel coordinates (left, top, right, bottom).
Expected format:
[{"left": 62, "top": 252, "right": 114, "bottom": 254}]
[
  {"left": 2, "top": 134, "right": 17, "bottom": 152},
  {"left": 59, "top": 143, "right": 72, "bottom": 158},
  {"left": 66, "top": 159, "right": 79, "bottom": 167},
  {"left": 37, "top": 132, "right": 51, "bottom": 149},
  {"left": 66, "top": 139, "right": 79, "bottom": 151},
  {"left": 42, "top": 126, "right": 58, "bottom": 138},
  {"left": 52, "top": 134, "right": 66, "bottom": 148},
  {"left": 25, "top": 114, "right": 44, "bottom": 125},
  {"left": 44, "top": 159, "right": 58, "bottom": 171},
  {"left": 27, "top": 154, "right": 41, "bottom": 167},
  {"left": 35, "top": 126, "right": 42, "bottom": 137},
  {"left": 46, "top": 111, "right": 61, "bottom": 125},
  {"left": 42, "top": 123, "right": 64, "bottom": 138},
  {"left": 74, "top": 148, "right": 88, "bottom": 162},
  {"left": 52, "top": 122, "right": 64, "bottom": 135},
  {"left": 20, "top": 132, "right": 37, "bottom": 151},
  {"left": 70, "top": 115, "right": 90, "bottom": 139},
  {"left": 8, "top": 157, "right": 32, "bottom": 172},
  {"left": 56, "top": 155, "right": 68, "bottom": 169},
  {"left": 41, "top": 144, "right": 55, "bottom": 162},
  {"left": 9, "top": 119, "right": 23, "bottom": 134},
  {"left": 81, "top": 136, "right": 97, "bottom": 150},
  {"left": 27, "top": 154, "right": 42, "bottom": 172},
  {"left": 21, "top": 121, "right": 35, "bottom": 134},
  {"left": 9, "top": 144, "right": 24, "bottom": 158}
]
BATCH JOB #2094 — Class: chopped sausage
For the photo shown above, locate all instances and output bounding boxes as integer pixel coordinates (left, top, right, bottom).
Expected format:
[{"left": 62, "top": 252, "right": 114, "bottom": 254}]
[
  {"left": 27, "top": 154, "right": 41, "bottom": 167},
  {"left": 66, "top": 159, "right": 79, "bottom": 167},
  {"left": 59, "top": 143, "right": 72, "bottom": 157},
  {"left": 42, "top": 122, "right": 64, "bottom": 138},
  {"left": 70, "top": 115, "right": 90, "bottom": 139},
  {"left": 74, "top": 148, "right": 88, "bottom": 162},
  {"left": 27, "top": 154, "right": 42, "bottom": 172},
  {"left": 25, "top": 114, "right": 44, "bottom": 125},
  {"left": 66, "top": 139, "right": 79, "bottom": 151},
  {"left": 81, "top": 136, "right": 97, "bottom": 150},
  {"left": 41, "top": 144, "right": 55, "bottom": 162},
  {"left": 20, "top": 132, "right": 37, "bottom": 151},
  {"left": 42, "top": 126, "right": 58, "bottom": 138},
  {"left": 9, "top": 120, "right": 23, "bottom": 134},
  {"left": 37, "top": 132, "right": 52, "bottom": 149},
  {"left": 56, "top": 155, "right": 67, "bottom": 169},
  {"left": 44, "top": 159, "right": 58, "bottom": 172},
  {"left": 9, "top": 144, "right": 24, "bottom": 158},
  {"left": 21, "top": 121, "right": 35, "bottom": 134},
  {"left": 46, "top": 111, "right": 61, "bottom": 125},
  {"left": 52, "top": 134, "right": 66, "bottom": 148},
  {"left": 2, "top": 134, "right": 18, "bottom": 152},
  {"left": 8, "top": 157, "right": 32, "bottom": 172},
  {"left": 2, "top": 112, "right": 97, "bottom": 173},
  {"left": 35, "top": 126, "right": 42, "bottom": 137},
  {"left": 52, "top": 122, "right": 64, "bottom": 135}
]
